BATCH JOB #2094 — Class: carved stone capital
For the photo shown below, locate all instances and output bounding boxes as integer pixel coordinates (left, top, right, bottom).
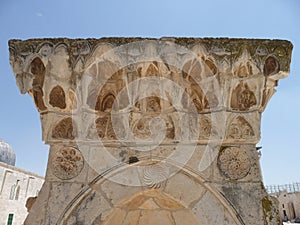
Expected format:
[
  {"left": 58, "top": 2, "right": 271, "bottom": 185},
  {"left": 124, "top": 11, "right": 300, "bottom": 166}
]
[
  {"left": 8, "top": 37, "right": 293, "bottom": 225},
  {"left": 8, "top": 38, "right": 292, "bottom": 145}
]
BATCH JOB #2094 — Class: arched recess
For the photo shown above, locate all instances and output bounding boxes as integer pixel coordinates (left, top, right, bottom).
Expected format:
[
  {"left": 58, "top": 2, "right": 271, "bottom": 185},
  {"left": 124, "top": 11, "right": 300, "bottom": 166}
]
[
  {"left": 98, "top": 189, "right": 203, "bottom": 225},
  {"left": 56, "top": 159, "right": 245, "bottom": 225},
  {"left": 30, "top": 57, "right": 47, "bottom": 111},
  {"left": 101, "top": 93, "right": 116, "bottom": 112}
]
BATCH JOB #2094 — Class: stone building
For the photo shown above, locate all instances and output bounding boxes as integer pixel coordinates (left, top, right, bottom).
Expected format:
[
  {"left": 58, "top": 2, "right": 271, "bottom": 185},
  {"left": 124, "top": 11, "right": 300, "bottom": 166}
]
[
  {"left": 8, "top": 37, "right": 293, "bottom": 225},
  {"left": 0, "top": 139, "right": 44, "bottom": 225},
  {"left": 277, "top": 191, "right": 300, "bottom": 222},
  {"left": 267, "top": 183, "right": 300, "bottom": 223}
]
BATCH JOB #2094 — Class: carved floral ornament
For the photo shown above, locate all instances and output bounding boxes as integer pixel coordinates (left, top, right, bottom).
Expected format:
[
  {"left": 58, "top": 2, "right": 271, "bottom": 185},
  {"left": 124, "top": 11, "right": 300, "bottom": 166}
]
[
  {"left": 51, "top": 146, "right": 84, "bottom": 180},
  {"left": 217, "top": 146, "right": 251, "bottom": 180}
]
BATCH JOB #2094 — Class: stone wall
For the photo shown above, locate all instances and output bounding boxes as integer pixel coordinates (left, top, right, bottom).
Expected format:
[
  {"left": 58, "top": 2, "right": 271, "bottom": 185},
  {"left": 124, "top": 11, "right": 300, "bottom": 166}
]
[
  {"left": 0, "top": 162, "right": 44, "bottom": 225},
  {"left": 9, "top": 38, "right": 293, "bottom": 225},
  {"left": 277, "top": 191, "right": 300, "bottom": 222}
]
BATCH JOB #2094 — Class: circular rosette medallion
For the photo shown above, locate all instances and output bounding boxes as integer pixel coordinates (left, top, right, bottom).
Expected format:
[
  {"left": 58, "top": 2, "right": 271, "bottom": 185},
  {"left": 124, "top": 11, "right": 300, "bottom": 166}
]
[
  {"left": 52, "top": 147, "right": 84, "bottom": 180},
  {"left": 217, "top": 146, "right": 251, "bottom": 180}
]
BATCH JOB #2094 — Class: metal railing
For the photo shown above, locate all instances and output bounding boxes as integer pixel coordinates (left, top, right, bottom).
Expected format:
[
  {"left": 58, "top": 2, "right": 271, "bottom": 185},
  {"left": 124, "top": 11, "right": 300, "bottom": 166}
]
[{"left": 266, "top": 183, "right": 300, "bottom": 194}]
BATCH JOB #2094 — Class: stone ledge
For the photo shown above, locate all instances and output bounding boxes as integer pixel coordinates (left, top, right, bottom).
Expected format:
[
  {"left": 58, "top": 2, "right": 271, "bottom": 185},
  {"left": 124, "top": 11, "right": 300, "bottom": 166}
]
[{"left": 9, "top": 37, "right": 293, "bottom": 72}]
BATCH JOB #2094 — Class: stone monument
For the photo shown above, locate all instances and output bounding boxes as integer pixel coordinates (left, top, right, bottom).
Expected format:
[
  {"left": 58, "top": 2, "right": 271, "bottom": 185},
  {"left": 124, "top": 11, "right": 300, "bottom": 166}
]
[{"left": 9, "top": 38, "right": 292, "bottom": 225}]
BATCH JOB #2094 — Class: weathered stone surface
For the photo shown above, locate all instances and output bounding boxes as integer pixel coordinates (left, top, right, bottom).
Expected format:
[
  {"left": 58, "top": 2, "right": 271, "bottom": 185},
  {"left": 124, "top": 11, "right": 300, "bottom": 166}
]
[
  {"left": 8, "top": 37, "right": 292, "bottom": 225},
  {"left": 49, "top": 85, "right": 66, "bottom": 109},
  {"left": 51, "top": 147, "right": 84, "bottom": 180},
  {"left": 164, "top": 172, "right": 206, "bottom": 207},
  {"left": 51, "top": 117, "right": 76, "bottom": 140},
  {"left": 217, "top": 146, "right": 251, "bottom": 180}
]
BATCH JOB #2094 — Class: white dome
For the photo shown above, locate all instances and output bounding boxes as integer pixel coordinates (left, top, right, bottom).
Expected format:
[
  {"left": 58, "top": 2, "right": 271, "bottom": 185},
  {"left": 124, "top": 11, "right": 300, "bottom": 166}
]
[{"left": 0, "top": 139, "right": 16, "bottom": 166}]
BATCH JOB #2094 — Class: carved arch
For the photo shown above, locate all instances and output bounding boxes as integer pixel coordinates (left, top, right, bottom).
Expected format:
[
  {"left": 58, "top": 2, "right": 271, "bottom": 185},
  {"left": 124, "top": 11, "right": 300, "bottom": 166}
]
[
  {"left": 101, "top": 93, "right": 116, "bottom": 112},
  {"left": 55, "top": 160, "right": 245, "bottom": 225},
  {"left": 36, "top": 42, "right": 54, "bottom": 56}
]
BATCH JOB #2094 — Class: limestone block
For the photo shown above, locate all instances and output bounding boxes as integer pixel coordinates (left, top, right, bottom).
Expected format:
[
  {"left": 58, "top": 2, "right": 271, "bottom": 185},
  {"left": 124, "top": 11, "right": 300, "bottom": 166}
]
[
  {"left": 24, "top": 182, "right": 50, "bottom": 225},
  {"left": 100, "top": 179, "right": 143, "bottom": 205},
  {"left": 46, "top": 182, "right": 84, "bottom": 225},
  {"left": 192, "top": 191, "right": 238, "bottom": 225},
  {"left": 164, "top": 172, "right": 206, "bottom": 208},
  {"left": 66, "top": 190, "right": 111, "bottom": 225},
  {"left": 216, "top": 182, "right": 266, "bottom": 225}
]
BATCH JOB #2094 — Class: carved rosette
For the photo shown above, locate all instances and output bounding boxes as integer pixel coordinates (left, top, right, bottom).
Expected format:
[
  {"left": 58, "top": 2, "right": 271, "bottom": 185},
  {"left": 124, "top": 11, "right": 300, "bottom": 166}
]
[
  {"left": 217, "top": 146, "right": 251, "bottom": 180},
  {"left": 51, "top": 147, "right": 84, "bottom": 180}
]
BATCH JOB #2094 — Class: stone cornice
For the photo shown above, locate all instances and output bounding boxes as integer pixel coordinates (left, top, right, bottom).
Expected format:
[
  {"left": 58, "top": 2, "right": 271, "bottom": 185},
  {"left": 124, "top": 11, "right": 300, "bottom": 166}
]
[{"left": 9, "top": 37, "right": 292, "bottom": 72}]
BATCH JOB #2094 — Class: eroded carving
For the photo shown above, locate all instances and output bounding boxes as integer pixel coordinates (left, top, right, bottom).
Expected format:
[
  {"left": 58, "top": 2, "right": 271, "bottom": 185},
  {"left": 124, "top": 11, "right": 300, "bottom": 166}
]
[
  {"left": 52, "top": 117, "right": 76, "bottom": 140},
  {"left": 189, "top": 84, "right": 206, "bottom": 112},
  {"left": 231, "top": 82, "right": 257, "bottom": 111},
  {"left": 89, "top": 116, "right": 117, "bottom": 140},
  {"left": 235, "top": 62, "right": 254, "bottom": 78},
  {"left": 145, "top": 62, "right": 159, "bottom": 76},
  {"left": 95, "top": 117, "right": 108, "bottom": 139},
  {"left": 68, "top": 90, "right": 77, "bottom": 110},
  {"left": 264, "top": 56, "right": 279, "bottom": 76},
  {"left": 31, "top": 57, "right": 47, "bottom": 111},
  {"left": 165, "top": 116, "right": 175, "bottom": 139},
  {"left": 51, "top": 147, "right": 84, "bottom": 180},
  {"left": 87, "top": 81, "right": 126, "bottom": 112},
  {"left": 101, "top": 93, "right": 115, "bottom": 112},
  {"left": 199, "top": 116, "right": 218, "bottom": 139},
  {"left": 49, "top": 85, "right": 66, "bottom": 109},
  {"left": 217, "top": 146, "right": 251, "bottom": 180},
  {"left": 182, "top": 82, "right": 219, "bottom": 112},
  {"left": 227, "top": 116, "right": 254, "bottom": 139},
  {"left": 203, "top": 57, "right": 218, "bottom": 76},
  {"left": 182, "top": 59, "right": 202, "bottom": 80},
  {"left": 106, "top": 117, "right": 117, "bottom": 140},
  {"left": 146, "top": 97, "right": 161, "bottom": 113},
  {"left": 203, "top": 90, "right": 219, "bottom": 109},
  {"left": 133, "top": 117, "right": 152, "bottom": 139},
  {"left": 132, "top": 116, "right": 175, "bottom": 140}
]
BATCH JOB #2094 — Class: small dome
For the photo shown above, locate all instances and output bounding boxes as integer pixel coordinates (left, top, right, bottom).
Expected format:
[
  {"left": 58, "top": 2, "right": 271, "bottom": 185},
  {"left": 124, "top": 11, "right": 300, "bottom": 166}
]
[{"left": 0, "top": 139, "right": 16, "bottom": 166}]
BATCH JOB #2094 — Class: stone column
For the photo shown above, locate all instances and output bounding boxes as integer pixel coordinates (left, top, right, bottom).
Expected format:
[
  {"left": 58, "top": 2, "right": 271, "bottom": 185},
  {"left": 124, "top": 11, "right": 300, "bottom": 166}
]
[{"left": 9, "top": 38, "right": 292, "bottom": 225}]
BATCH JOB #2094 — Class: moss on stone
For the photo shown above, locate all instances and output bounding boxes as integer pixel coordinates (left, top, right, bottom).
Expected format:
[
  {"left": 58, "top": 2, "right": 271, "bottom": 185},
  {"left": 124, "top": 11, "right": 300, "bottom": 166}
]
[{"left": 262, "top": 196, "right": 276, "bottom": 224}]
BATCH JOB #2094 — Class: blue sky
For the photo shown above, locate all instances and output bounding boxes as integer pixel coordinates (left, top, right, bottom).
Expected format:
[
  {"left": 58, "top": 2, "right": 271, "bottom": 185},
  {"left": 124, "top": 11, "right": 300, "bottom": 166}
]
[{"left": 0, "top": 0, "right": 299, "bottom": 185}]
